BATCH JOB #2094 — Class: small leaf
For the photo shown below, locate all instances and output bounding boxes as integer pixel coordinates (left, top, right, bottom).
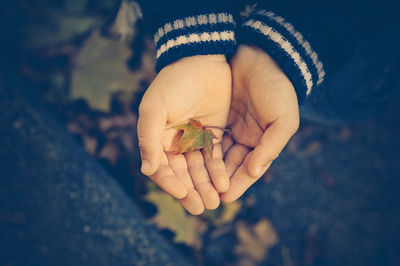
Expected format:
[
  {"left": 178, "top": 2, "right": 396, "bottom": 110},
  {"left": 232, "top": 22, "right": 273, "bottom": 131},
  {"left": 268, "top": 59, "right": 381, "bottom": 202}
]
[{"left": 174, "top": 119, "right": 217, "bottom": 157}]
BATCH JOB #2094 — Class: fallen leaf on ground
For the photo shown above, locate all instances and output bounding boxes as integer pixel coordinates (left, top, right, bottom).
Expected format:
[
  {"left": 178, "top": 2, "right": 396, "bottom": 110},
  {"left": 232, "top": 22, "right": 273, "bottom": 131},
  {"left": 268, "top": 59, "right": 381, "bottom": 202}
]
[
  {"left": 111, "top": 0, "right": 142, "bottom": 41},
  {"left": 145, "top": 186, "right": 207, "bottom": 249},
  {"left": 235, "top": 219, "right": 279, "bottom": 265},
  {"left": 71, "top": 30, "right": 144, "bottom": 111},
  {"left": 99, "top": 141, "right": 119, "bottom": 164},
  {"left": 84, "top": 136, "right": 97, "bottom": 154}
]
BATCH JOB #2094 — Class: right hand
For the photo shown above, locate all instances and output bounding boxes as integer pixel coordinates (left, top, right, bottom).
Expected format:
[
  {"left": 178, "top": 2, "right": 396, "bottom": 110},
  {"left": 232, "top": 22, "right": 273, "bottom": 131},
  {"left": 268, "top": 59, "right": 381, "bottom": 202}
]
[
  {"left": 137, "top": 54, "right": 231, "bottom": 215},
  {"left": 221, "top": 45, "right": 300, "bottom": 203}
]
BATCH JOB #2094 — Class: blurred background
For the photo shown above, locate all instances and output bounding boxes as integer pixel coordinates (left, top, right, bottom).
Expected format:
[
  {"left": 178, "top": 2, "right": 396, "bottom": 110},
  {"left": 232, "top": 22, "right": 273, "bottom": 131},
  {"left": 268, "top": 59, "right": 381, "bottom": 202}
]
[{"left": 1, "top": 0, "right": 400, "bottom": 265}]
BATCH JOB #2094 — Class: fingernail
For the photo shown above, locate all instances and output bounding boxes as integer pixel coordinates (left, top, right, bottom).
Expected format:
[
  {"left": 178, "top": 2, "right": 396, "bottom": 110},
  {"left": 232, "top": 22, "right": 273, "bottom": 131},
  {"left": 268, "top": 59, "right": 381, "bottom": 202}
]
[
  {"left": 141, "top": 160, "right": 151, "bottom": 173},
  {"left": 255, "top": 166, "right": 265, "bottom": 177}
]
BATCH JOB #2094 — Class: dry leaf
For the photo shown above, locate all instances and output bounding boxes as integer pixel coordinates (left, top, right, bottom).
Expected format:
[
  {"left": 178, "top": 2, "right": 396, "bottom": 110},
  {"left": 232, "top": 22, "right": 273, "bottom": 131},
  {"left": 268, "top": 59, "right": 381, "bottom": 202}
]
[
  {"left": 71, "top": 30, "right": 144, "bottom": 111},
  {"left": 145, "top": 187, "right": 207, "bottom": 249},
  {"left": 84, "top": 136, "right": 97, "bottom": 155},
  {"left": 111, "top": 0, "right": 142, "bottom": 41},
  {"left": 99, "top": 141, "right": 119, "bottom": 164},
  {"left": 174, "top": 119, "right": 217, "bottom": 157},
  {"left": 235, "top": 219, "right": 279, "bottom": 264},
  {"left": 216, "top": 201, "right": 242, "bottom": 225}
]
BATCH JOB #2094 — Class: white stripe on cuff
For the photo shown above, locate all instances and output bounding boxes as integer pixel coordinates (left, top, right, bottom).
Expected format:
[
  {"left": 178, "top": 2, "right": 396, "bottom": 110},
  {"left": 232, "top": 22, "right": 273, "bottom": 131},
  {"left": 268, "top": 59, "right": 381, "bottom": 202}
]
[
  {"left": 156, "top": 30, "right": 235, "bottom": 59},
  {"left": 257, "top": 10, "right": 325, "bottom": 85},
  {"left": 154, "top": 13, "right": 234, "bottom": 45},
  {"left": 244, "top": 19, "right": 313, "bottom": 95}
]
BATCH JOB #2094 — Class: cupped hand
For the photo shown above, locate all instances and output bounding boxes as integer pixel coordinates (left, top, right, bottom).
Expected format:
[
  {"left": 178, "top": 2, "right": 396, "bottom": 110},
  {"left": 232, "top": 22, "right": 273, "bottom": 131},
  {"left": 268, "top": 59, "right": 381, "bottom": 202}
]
[
  {"left": 220, "top": 45, "right": 300, "bottom": 203},
  {"left": 137, "top": 55, "right": 231, "bottom": 214}
]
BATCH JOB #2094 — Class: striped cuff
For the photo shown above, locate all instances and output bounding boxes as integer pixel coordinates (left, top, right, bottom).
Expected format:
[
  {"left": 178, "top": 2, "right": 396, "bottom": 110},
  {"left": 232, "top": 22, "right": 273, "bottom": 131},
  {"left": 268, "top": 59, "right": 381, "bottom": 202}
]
[
  {"left": 154, "top": 13, "right": 236, "bottom": 72},
  {"left": 238, "top": 10, "right": 325, "bottom": 103}
]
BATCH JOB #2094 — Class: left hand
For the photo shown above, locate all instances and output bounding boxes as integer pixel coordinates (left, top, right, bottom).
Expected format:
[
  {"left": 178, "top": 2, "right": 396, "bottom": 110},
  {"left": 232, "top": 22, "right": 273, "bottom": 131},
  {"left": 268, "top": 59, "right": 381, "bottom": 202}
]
[{"left": 220, "top": 45, "right": 300, "bottom": 202}]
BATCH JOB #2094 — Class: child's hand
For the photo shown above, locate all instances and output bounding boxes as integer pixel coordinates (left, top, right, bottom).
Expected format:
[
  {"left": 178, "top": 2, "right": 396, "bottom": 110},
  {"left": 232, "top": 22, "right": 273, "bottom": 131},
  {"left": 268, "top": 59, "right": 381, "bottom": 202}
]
[
  {"left": 221, "top": 45, "right": 300, "bottom": 202},
  {"left": 137, "top": 55, "right": 231, "bottom": 214}
]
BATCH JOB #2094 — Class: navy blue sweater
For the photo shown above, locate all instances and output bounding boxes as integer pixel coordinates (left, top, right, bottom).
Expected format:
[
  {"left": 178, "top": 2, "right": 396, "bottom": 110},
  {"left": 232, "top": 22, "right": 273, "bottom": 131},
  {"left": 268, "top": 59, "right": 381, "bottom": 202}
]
[{"left": 136, "top": 0, "right": 397, "bottom": 103}]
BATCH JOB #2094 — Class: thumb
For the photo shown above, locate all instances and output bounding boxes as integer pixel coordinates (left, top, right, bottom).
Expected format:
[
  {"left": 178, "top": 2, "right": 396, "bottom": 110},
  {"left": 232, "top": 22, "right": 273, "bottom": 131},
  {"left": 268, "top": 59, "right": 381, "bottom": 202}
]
[
  {"left": 247, "top": 120, "right": 295, "bottom": 178},
  {"left": 137, "top": 98, "right": 167, "bottom": 175}
]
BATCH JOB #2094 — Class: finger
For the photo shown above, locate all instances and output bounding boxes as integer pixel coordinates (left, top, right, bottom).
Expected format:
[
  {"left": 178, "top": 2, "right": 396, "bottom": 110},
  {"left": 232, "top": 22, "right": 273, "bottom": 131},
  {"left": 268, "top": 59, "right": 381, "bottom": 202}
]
[
  {"left": 247, "top": 119, "right": 296, "bottom": 178},
  {"left": 203, "top": 144, "right": 229, "bottom": 193},
  {"left": 166, "top": 152, "right": 193, "bottom": 188},
  {"left": 223, "top": 144, "right": 250, "bottom": 177},
  {"left": 221, "top": 134, "right": 234, "bottom": 156},
  {"left": 179, "top": 188, "right": 205, "bottom": 215},
  {"left": 220, "top": 154, "right": 272, "bottom": 203},
  {"left": 186, "top": 150, "right": 220, "bottom": 210},
  {"left": 137, "top": 98, "right": 167, "bottom": 175},
  {"left": 166, "top": 152, "right": 205, "bottom": 214},
  {"left": 149, "top": 152, "right": 188, "bottom": 199}
]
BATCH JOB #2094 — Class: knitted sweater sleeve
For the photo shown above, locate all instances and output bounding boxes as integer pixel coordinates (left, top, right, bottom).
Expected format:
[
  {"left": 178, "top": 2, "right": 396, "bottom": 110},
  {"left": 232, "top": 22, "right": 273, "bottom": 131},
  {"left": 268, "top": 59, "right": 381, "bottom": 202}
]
[
  {"left": 236, "top": 0, "right": 395, "bottom": 103},
  {"left": 136, "top": 0, "right": 236, "bottom": 72}
]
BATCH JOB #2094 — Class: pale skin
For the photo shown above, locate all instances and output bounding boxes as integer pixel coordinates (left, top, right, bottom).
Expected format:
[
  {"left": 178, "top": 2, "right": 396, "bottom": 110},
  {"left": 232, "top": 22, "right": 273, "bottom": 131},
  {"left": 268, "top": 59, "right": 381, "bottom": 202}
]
[
  {"left": 137, "top": 54, "right": 231, "bottom": 215},
  {"left": 137, "top": 45, "right": 300, "bottom": 214},
  {"left": 221, "top": 45, "right": 300, "bottom": 202}
]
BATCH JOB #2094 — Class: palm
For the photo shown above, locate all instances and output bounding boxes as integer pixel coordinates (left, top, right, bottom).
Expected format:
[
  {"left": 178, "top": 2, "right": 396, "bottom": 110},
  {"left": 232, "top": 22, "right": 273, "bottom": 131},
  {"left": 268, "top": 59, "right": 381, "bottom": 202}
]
[{"left": 227, "top": 87, "right": 265, "bottom": 149}]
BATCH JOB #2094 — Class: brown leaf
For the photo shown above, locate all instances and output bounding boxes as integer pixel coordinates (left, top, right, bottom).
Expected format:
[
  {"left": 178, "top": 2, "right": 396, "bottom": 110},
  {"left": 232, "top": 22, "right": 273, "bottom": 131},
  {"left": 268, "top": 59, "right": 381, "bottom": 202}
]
[
  {"left": 99, "top": 141, "right": 119, "bottom": 164},
  {"left": 70, "top": 30, "right": 145, "bottom": 111},
  {"left": 174, "top": 119, "right": 217, "bottom": 157},
  {"left": 84, "top": 136, "right": 98, "bottom": 155},
  {"left": 145, "top": 186, "right": 207, "bottom": 249},
  {"left": 235, "top": 219, "right": 279, "bottom": 264}
]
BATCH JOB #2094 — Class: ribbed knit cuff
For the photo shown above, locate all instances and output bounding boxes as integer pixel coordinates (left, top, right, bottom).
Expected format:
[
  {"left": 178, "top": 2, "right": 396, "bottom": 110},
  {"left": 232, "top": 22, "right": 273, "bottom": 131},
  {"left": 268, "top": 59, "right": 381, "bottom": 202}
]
[
  {"left": 153, "top": 13, "right": 236, "bottom": 72},
  {"left": 237, "top": 9, "right": 326, "bottom": 103}
]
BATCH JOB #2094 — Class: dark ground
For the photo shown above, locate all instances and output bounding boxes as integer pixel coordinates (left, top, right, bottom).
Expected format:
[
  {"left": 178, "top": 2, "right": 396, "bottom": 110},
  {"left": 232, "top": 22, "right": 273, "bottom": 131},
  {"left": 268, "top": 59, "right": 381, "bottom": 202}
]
[{"left": 248, "top": 99, "right": 400, "bottom": 265}]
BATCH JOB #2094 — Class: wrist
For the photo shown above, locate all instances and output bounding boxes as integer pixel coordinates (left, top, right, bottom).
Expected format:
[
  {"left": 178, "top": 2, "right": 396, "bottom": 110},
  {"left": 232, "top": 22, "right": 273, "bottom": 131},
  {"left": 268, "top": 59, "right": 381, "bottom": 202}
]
[
  {"left": 235, "top": 45, "right": 289, "bottom": 86},
  {"left": 236, "top": 9, "right": 325, "bottom": 103},
  {"left": 236, "top": 44, "right": 276, "bottom": 70},
  {"left": 153, "top": 13, "right": 236, "bottom": 72}
]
